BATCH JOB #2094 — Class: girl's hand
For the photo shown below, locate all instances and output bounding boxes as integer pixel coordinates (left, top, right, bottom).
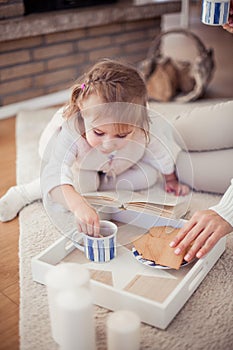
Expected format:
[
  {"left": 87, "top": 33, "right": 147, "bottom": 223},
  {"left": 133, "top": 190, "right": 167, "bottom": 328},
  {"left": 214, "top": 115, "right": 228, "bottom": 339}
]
[
  {"left": 50, "top": 184, "right": 100, "bottom": 237},
  {"left": 169, "top": 210, "right": 233, "bottom": 262},
  {"left": 164, "top": 173, "right": 190, "bottom": 196},
  {"left": 165, "top": 180, "right": 190, "bottom": 196},
  {"left": 74, "top": 199, "right": 100, "bottom": 237}
]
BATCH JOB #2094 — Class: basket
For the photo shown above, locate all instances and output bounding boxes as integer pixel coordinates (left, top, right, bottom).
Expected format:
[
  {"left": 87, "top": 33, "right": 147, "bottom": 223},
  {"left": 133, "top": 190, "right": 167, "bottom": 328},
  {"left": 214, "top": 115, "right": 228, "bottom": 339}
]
[{"left": 139, "top": 29, "right": 215, "bottom": 103}]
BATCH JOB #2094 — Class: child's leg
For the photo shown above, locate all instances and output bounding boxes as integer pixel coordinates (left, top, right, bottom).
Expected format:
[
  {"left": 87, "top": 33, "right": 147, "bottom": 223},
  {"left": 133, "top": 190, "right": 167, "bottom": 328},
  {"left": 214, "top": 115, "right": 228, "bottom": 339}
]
[
  {"left": 176, "top": 148, "right": 233, "bottom": 194},
  {"left": 0, "top": 178, "right": 41, "bottom": 222},
  {"left": 0, "top": 109, "right": 64, "bottom": 222},
  {"left": 99, "top": 162, "right": 158, "bottom": 191}
]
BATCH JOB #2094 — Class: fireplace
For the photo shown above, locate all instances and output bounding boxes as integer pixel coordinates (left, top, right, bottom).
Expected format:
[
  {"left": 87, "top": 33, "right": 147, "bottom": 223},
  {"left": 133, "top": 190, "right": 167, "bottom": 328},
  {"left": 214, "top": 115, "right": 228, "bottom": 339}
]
[
  {"left": 24, "top": 0, "right": 117, "bottom": 15},
  {"left": 0, "top": 1, "right": 181, "bottom": 107}
]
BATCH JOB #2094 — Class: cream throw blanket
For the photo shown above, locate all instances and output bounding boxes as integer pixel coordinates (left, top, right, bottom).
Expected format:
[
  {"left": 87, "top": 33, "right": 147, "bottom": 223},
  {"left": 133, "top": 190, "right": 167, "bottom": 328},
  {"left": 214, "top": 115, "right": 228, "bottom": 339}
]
[{"left": 18, "top": 104, "right": 233, "bottom": 350}]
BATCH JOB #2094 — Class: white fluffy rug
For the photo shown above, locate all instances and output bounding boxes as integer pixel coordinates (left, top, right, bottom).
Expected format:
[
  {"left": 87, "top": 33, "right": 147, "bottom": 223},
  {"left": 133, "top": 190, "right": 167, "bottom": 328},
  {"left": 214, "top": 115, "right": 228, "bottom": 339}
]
[{"left": 18, "top": 104, "right": 233, "bottom": 350}]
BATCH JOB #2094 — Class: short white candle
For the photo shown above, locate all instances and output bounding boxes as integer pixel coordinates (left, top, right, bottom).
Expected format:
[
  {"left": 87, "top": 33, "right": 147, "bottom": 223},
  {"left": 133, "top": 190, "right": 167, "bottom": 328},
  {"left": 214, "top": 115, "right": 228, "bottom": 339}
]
[
  {"left": 107, "top": 310, "right": 141, "bottom": 350},
  {"left": 56, "top": 288, "right": 96, "bottom": 350},
  {"left": 45, "top": 263, "right": 90, "bottom": 344}
]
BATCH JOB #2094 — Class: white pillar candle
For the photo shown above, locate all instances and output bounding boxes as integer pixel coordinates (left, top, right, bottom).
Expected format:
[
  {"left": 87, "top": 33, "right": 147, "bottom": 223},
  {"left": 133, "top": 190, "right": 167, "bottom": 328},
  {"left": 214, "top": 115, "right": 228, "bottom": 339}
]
[
  {"left": 56, "top": 288, "right": 96, "bottom": 350},
  {"left": 45, "top": 263, "right": 90, "bottom": 344},
  {"left": 107, "top": 310, "right": 141, "bottom": 350}
]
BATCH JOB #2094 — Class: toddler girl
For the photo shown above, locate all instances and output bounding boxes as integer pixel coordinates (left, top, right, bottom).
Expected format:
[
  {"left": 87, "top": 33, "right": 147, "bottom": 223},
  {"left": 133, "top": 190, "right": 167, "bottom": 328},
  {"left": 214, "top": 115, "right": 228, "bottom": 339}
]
[{"left": 0, "top": 59, "right": 189, "bottom": 236}]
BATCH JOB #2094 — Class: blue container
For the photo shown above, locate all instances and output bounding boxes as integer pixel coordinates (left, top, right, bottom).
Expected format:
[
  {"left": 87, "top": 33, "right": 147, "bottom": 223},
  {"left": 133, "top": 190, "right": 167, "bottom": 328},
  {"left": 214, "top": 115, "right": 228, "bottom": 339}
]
[{"left": 202, "top": 0, "right": 230, "bottom": 25}]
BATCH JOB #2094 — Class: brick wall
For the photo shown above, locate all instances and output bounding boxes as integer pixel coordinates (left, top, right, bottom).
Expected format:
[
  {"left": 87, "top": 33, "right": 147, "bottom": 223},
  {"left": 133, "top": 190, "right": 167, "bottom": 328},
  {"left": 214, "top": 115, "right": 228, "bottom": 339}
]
[
  {"left": 0, "top": 18, "right": 160, "bottom": 106},
  {"left": 0, "top": 0, "right": 24, "bottom": 19}
]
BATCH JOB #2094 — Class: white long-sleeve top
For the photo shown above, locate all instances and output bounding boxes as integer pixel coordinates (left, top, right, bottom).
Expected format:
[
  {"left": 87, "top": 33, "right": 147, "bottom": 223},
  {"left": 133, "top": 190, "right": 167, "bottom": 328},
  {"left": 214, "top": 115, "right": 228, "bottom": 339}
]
[
  {"left": 210, "top": 179, "right": 233, "bottom": 227},
  {"left": 40, "top": 107, "right": 175, "bottom": 201}
]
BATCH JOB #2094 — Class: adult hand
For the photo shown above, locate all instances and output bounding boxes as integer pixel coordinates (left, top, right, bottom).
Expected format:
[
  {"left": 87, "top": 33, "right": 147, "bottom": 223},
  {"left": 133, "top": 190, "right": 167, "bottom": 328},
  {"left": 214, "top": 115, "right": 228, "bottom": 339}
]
[
  {"left": 223, "top": 0, "right": 233, "bottom": 33},
  {"left": 169, "top": 209, "right": 233, "bottom": 261}
]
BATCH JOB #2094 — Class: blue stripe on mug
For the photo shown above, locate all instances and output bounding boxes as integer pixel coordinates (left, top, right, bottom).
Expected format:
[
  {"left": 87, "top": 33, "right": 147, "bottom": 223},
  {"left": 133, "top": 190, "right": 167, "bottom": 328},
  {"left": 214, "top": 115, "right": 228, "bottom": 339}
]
[
  {"left": 214, "top": 2, "right": 221, "bottom": 24},
  {"left": 87, "top": 238, "right": 94, "bottom": 261},
  {"left": 109, "top": 237, "right": 115, "bottom": 260},
  {"left": 204, "top": 1, "right": 212, "bottom": 23},
  {"left": 223, "top": 1, "right": 230, "bottom": 23}
]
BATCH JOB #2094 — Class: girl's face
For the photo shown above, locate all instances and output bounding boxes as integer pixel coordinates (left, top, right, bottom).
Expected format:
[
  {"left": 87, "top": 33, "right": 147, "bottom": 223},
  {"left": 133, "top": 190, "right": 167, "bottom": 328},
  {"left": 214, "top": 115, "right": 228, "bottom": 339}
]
[
  {"left": 79, "top": 94, "right": 135, "bottom": 154},
  {"left": 85, "top": 123, "right": 134, "bottom": 154}
]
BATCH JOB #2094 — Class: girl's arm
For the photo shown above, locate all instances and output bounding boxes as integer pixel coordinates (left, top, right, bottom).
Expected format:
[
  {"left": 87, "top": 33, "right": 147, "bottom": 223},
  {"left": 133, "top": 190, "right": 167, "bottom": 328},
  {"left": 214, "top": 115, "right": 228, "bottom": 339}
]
[
  {"left": 143, "top": 115, "right": 189, "bottom": 196},
  {"left": 50, "top": 184, "right": 100, "bottom": 237},
  {"left": 41, "top": 118, "right": 99, "bottom": 236}
]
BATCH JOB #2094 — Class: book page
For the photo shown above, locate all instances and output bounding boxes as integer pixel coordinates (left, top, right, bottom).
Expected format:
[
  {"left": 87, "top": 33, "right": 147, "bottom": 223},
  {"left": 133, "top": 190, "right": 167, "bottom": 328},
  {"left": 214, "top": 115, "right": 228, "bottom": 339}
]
[
  {"left": 133, "top": 185, "right": 189, "bottom": 206},
  {"left": 84, "top": 184, "right": 190, "bottom": 207}
]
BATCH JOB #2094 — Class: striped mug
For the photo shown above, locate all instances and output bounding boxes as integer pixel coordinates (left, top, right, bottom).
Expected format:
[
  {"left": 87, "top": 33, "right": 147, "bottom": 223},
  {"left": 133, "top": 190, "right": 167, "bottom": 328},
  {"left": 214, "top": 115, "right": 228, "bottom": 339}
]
[
  {"left": 73, "top": 220, "right": 117, "bottom": 263},
  {"left": 202, "top": 0, "right": 230, "bottom": 25}
]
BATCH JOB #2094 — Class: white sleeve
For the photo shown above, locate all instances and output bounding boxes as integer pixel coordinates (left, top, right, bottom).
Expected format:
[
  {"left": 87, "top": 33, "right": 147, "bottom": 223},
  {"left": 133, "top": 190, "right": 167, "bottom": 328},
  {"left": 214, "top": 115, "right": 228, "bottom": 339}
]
[
  {"left": 210, "top": 179, "right": 233, "bottom": 227},
  {"left": 41, "top": 119, "right": 79, "bottom": 200},
  {"left": 142, "top": 131, "right": 175, "bottom": 175},
  {"left": 38, "top": 107, "right": 65, "bottom": 160}
]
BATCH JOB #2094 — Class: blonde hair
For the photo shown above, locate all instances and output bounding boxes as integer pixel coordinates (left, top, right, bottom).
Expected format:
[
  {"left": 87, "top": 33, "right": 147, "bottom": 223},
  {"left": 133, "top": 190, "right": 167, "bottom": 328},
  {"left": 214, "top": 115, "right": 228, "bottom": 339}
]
[{"left": 64, "top": 59, "right": 150, "bottom": 139}]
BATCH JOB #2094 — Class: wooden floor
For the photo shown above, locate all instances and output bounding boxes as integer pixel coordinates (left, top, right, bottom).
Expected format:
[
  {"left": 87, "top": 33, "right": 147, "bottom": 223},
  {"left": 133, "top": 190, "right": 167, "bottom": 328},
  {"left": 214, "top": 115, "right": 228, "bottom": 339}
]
[
  {"left": 0, "top": 117, "right": 19, "bottom": 350},
  {"left": 0, "top": 3, "right": 232, "bottom": 349}
]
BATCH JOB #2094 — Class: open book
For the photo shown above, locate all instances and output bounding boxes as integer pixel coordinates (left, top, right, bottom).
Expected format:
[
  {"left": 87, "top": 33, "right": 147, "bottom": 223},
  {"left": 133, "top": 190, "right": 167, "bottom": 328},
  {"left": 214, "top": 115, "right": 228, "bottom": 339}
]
[{"left": 84, "top": 186, "right": 190, "bottom": 219}]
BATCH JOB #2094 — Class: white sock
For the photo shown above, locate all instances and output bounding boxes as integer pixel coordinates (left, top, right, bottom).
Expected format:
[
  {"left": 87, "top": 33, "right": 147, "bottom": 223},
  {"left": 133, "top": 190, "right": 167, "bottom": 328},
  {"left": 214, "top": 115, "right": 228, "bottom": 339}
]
[{"left": 0, "top": 178, "right": 41, "bottom": 222}]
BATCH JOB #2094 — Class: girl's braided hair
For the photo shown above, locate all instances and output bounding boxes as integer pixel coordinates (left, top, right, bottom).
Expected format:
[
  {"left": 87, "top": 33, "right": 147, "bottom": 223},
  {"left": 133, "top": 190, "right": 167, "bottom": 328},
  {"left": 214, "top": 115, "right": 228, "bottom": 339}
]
[{"left": 64, "top": 58, "right": 150, "bottom": 139}]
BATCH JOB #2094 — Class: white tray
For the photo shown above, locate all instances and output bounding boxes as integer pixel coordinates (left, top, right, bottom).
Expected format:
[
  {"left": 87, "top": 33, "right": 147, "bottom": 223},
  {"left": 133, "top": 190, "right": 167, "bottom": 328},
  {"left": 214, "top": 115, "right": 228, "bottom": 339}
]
[{"left": 31, "top": 207, "right": 226, "bottom": 329}]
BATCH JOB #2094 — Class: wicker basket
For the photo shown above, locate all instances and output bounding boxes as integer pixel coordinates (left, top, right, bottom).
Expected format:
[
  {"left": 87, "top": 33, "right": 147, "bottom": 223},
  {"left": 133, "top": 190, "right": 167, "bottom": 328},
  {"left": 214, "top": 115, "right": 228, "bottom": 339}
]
[{"left": 139, "top": 29, "right": 215, "bottom": 103}]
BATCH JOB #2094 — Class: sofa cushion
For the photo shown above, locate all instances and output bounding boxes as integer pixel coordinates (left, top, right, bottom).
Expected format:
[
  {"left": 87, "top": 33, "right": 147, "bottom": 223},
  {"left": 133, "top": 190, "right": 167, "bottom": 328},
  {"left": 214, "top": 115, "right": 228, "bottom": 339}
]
[
  {"left": 176, "top": 148, "right": 233, "bottom": 194},
  {"left": 173, "top": 100, "right": 233, "bottom": 151}
]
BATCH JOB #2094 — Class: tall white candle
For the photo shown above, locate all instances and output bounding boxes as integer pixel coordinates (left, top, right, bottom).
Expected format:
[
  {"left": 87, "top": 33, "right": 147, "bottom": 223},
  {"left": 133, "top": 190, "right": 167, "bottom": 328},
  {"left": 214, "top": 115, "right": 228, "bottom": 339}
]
[
  {"left": 56, "top": 288, "right": 96, "bottom": 350},
  {"left": 45, "top": 263, "right": 90, "bottom": 344},
  {"left": 107, "top": 310, "right": 141, "bottom": 350}
]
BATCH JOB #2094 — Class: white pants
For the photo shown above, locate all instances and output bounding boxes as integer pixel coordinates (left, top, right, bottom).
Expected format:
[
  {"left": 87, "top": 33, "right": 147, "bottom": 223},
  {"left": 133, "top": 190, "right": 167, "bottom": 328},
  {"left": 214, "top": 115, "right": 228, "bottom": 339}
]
[
  {"left": 44, "top": 161, "right": 158, "bottom": 237},
  {"left": 72, "top": 161, "right": 158, "bottom": 193}
]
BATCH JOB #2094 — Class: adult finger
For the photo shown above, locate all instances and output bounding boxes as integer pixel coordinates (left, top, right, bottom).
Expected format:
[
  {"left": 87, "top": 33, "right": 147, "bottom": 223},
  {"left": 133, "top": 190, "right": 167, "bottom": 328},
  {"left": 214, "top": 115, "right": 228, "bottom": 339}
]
[
  {"left": 172, "top": 221, "right": 205, "bottom": 255},
  {"left": 196, "top": 229, "right": 224, "bottom": 259},
  {"left": 169, "top": 219, "right": 197, "bottom": 247},
  {"left": 183, "top": 227, "right": 213, "bottom": 261}
]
